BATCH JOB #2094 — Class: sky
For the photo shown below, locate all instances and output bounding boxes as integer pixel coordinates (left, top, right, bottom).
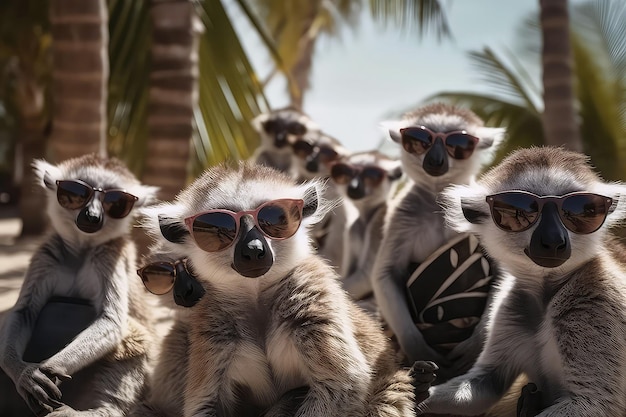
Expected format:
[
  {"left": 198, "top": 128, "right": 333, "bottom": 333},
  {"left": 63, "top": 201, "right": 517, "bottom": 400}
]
[{"left": 231, "top": 0, "right": 547, "bottom": 152}]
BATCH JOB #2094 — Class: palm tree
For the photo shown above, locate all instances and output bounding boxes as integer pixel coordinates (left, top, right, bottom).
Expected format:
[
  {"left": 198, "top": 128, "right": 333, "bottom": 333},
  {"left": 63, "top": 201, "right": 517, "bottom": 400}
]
[
  {"left": 48, "top": 0, "right": 108, "bottom": 161},
  {"left": 539, "top": 0, "right": 582, "bottom": 151},
  {"left": 427, "top": 0, "right": 626, "bottom": 180}
]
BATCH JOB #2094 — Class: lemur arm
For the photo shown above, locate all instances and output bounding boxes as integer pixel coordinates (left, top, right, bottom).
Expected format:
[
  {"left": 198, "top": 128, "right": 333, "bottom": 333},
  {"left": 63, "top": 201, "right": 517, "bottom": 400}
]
[{"left": 40, "top": 239, "right": 130, "bottom": 376}]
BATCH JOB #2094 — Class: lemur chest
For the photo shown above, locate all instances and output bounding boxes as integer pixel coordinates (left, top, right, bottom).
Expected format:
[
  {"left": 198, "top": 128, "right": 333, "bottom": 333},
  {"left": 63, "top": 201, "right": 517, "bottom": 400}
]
[
  {"left": 54, "top": 254, "right": 104, "bottom": 302},
  {"left": 410, "top": 211, "right": 456, "bottom": 263}
]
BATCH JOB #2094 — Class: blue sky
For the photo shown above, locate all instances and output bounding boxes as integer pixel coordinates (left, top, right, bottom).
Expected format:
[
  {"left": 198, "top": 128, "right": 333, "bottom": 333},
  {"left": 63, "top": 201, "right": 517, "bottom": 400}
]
[{"left": 232, "top": 1, "right": 550, "bottom": 152}]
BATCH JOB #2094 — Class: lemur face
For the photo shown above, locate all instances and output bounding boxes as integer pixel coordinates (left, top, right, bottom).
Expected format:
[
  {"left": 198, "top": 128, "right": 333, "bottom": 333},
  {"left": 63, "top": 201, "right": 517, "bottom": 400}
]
[
  {"left": 252, "top": 107, "right": 320, "bottom": 153},
  {"left": 34, "top": 154, "right": 157, "bottom": 246},
  {"left": 330, "top": 151, "right": 402, "bottom": 209},
  {"left": 384, "top": 103, "right": 504, "bottom": 190},
  {"left": 142, "top": 163, "right": 327, "bottom": 288},
  {"left": 291, "top": 131, "right": 347, "bottom": 180},
  {"left": 441, "top": 147, "right": 626, "bottom": 280}
]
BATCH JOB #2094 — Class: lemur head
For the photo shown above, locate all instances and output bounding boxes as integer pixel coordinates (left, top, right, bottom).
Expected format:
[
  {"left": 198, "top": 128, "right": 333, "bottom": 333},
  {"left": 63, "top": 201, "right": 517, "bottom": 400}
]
[
  {"left": 141, "top": 162, "right": 329, "bottom": 291},
  {"left": 441, "top": 147, "right": 626, "bottom": 280},
  {"left": 330, "top": 151, "right": 402, "bottom": 211},
  {"left": 383, "top": 103, "right": 505, "bottom": 191},
  {"left": 34, "top": 154, "right": 158, "bottom": 247},
  {"left": 252, "top": 106, "right": 319, "bottom": 154},
  {"left": 291, "top": 131, "right": 347, "bottom": 180}
]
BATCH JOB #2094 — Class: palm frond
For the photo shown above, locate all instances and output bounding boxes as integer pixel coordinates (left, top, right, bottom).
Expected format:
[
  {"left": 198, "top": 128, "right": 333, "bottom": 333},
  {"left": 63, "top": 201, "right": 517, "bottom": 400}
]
[{"left": 368, "top": 0, "right": 451, "bottom": 40}]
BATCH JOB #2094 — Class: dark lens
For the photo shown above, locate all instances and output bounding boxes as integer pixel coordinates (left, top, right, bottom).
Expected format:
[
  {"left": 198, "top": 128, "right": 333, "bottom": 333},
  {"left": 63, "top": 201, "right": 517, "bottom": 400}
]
[
  {"left": 192, "top": 212, "right": 238, "bottom": 252},
  {"left": 292, "top": 140, "right": 314, "bottom": 159},
  {"left": 318, "top": 146, "right": 339, "bottom": 164},
  {"left": 330, "top": 163, "right": 355, "bottom": 185},
  {"left": 139, "top": 263, "right": 176, "bottom": 295},
  {"left": 560, "top": 194, "right": 610, "bottom": 234},
  {"left": 286, "top": 122, "right": 307, "bottom": 136},
  {"left": 490, "top": 192, "right": 539, "bottom": 232},
  {"left": 103, "top": 191, "right": 137, "bottom": 218},
  {"left": 445, "top": 133, "right": 478, "bottom": 160},
  {"left": 263, "top": 119, "right": 279, "bottom": 134},
  {"left": 57, "top": 180, "right": 92, "bottom": 210},
  {"left": 401, "top": 128, "right": 432, "bottom": 154},
  {"left": 361, "top": 167, "right": 386, "bottom": 187},
  {"left": 257, "top": 200, "right": 302, "bottom": 239}
]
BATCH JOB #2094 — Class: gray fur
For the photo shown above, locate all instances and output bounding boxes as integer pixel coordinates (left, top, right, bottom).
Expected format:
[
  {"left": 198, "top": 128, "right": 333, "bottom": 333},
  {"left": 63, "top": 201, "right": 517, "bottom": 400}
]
[
  {"left": 421, "top": 147, "right": 626, "bottom": 415},
  {"left": 0, "top": 154, "right": 157, "bottom": 416}
]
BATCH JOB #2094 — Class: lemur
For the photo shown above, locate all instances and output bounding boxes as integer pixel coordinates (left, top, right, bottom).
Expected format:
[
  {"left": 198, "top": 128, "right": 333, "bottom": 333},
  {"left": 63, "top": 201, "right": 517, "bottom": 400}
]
[
  {"left": 372, "top": 103, "right": 505, "bottom": 381},
  {"left": 0, "top": 154, "right": 157, "bottom": 416},
  {"left": 418, "top": 146, "right": 626, "bottom": 416},
  {"left": 136, "top": 162, "right": 433, "bottom": 417},
  {"left": 290, "top": 130, "right": 350, "bottom": 271},
  {"left": 250, "top": 106, "right": 319, "bottom": 176},
  {"left": 330, "top": 151, "right": 402, "bottom": 310}
]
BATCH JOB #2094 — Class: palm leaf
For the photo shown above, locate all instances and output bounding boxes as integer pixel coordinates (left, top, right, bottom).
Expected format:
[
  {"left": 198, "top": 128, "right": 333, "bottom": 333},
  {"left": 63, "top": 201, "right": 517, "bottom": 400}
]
[{"left": 368, "top": 0, "right": 451, "bottom": 40}]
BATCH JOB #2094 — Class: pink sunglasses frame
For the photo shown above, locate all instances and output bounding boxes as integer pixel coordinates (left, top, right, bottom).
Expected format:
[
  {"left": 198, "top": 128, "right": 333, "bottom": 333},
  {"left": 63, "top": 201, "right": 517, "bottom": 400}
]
[
  {"left": 399, "top": 126, "right": 480, "bottom": 159},
  {"left": 183, "top": 198, "right": 305, "bottom": 252}
]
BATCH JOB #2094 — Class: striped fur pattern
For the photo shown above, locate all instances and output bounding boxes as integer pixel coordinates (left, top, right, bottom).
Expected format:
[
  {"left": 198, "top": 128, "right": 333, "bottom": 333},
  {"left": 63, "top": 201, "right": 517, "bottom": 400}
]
[
  {"left": 421, "top": 147, "right": 626, "bottom": 415},
  {"left": 372, "top": 104, "right": 505, "bottom": 381},
  {"left": 0, "top": 154, "right": 156, "bottom": 416},
  {"left": 136, "top": 162, "right": 416, "bottom": 417}
]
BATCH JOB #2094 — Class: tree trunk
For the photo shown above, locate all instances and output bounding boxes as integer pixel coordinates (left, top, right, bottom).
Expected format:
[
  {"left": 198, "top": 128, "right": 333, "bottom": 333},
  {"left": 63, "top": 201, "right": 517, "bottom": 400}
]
[
  {"left": 142, "top": 0, "right": 199, "bottom": 201},
  {"left": 539, "top": 0, "right": 582, "bottom": 151},
  {"left": 48, "top": 0, "right": 108, "bottom": 161}
]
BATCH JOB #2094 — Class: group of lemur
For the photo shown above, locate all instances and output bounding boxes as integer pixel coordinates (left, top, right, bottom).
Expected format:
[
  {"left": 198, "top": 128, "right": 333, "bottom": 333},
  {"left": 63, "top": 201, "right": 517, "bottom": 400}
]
[{"left": 1, "top": 102, "right": 625, "bottom": 417}]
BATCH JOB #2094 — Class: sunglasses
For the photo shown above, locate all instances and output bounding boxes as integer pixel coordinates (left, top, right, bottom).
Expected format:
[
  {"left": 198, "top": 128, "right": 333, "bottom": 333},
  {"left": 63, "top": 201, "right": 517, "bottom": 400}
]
[
  {"left": 263, "top": 119, "right": 307, "bottom": 136},
  {"left": 330, "top": 163, "right": 387, "bottom": 188},
  {"left": 184, "top": 199, "right": 304, "bottom": 252},
  {"left": 137, "top": 258, "right": 192, "bottom": 295},
  {"left": 56, "top": 179, "right": 138, "bottom": 219},
  {"left": 399, "top": 126, "right": 479, "bottom": 160},
  {"left": 486, "top": 191, "right": 614, "bottom": 234},
  {"left": 292, "top": 140, "right": 339, "bottom": 164}
]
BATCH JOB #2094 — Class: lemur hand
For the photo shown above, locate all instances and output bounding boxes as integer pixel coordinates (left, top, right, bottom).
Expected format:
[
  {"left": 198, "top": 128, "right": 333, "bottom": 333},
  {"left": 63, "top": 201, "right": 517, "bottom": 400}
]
[
  {"left": 17, "top": 364, "right": 64, "bottom": 415},
  {"left": 409, "top": 361, "right": 438, "bottom": 405}
]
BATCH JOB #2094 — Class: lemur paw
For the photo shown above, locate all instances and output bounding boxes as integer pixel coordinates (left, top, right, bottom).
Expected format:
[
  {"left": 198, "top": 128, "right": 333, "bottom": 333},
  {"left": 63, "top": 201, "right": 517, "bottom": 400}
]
[
  {"left": 409, "top": 361, "right": 438, "bottom": 405},
  {"left": 17, "top": 364, "right": 64, "bottom": 415}
]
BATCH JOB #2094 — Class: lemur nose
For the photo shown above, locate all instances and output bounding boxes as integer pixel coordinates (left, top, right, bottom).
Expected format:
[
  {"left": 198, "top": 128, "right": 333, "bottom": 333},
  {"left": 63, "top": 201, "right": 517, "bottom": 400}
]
[{"left": 242, "top": 238, "right": 266, "bottom": 260}]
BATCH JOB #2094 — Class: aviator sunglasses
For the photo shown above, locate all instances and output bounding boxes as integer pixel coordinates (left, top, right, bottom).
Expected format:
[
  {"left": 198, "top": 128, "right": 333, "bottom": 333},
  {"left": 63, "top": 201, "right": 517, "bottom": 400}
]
[
  {"left": 330, "top": 163, "right": 387, "bottom": 188},
  {"left": 137, "top": 258, "right": 192, "bottom": 295},
  {"left": 56, "top": 179, "right": 138, "bottom": 219},
  {"left": 399, "top": 126, "right": 479, "bottom": 160},
  {"left": 292, "top": 139, "right": 340, "bottom": 164},
  {"left": 184, "top": 199, "right": 304, "bottom": 252},
  {"left": 486, "top": 191, "right": 614, "bottom": 234}
]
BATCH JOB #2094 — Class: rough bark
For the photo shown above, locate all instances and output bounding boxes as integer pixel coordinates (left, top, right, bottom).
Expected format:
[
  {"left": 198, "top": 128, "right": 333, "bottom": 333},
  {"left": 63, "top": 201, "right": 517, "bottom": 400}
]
[
  {"left": 48, "top": 0, "right": 108, "bottom": 161},
  {"left": 540, "top": 0, "right": 582, "bottom": 151}
]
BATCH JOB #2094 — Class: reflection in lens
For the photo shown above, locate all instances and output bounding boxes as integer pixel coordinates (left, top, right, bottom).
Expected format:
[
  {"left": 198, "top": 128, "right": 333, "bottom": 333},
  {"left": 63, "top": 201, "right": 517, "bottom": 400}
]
[
  {"left": 258, "top": 202, "right": 301, "bottom": 239},
  {"left": 362, "top": 167, "right": 385, "bottom": 187},
  {"left": 292, "top": 141, "right": 314, "bottom": 159},
  {"left": 192, "top": 212, "right": 237, "bottom": 251},
  {"left": 318, "top": 146, "right": 339, "bottom": 163},
  {"left": 401, "top": 128, "right": 432, "bottom": 155},
  {"left": 331, "top": 164, "right": 355, "bottom": 185},
  {"left": 491, "top": 193, "right": 539, "bottom": 232},
  {"left": 103, "top": 191, "right": 136, "bottom": 218},
  {"left": 561, "top": 194, "right": 609, "bottom": 234},
  {"left": 287, "top": 122, "right": 307, "bottom": 136},
  {"left": 141, "top": 263, "right": 176, "bottom": 295},
  {"left": 57, "top": 181, "right": 92, "bottom": 209},
  {"left": 446, "top": 133, "right": 477, "bottom": 160}
]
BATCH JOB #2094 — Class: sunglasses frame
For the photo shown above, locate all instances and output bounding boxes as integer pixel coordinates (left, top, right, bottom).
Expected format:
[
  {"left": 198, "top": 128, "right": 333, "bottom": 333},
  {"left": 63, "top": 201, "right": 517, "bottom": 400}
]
[
  {"left": 56, "top": 179, "right": 139, "bottom": 218},
  {"left": 485, "top": 190, "right": 614, "bottom": 234},
  {"left": 137, "top": 258, "right": 190, "bottom": 295},
  {"left": 330, "top": 162, "right": 388, "bottom": 187},
  {"left": 399, "top": 126, "right": 480, "bottom": 160},
  {"left": 292, "top": 139, "right": 340, "bottom": 163},
  {"left": 262, "top": 119, "right": 307, "bottom": 136},
  {"left": 183, "top": 198, "right": 305, "bottom": 252}
]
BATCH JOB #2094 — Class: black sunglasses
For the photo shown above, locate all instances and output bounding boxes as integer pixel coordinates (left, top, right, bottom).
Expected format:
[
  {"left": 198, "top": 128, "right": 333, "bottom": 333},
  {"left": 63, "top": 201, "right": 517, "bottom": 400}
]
[
  {"left": 330, "top": 163, "right": 387, "bottom": 188},
  {"left": 56, "top": 179, "right": 138, "bottom": 219},
  {"left": 263, "top": 119, "right": 307, "bottom": 136},
  {"left": 486, "top": 191, "right": 614, "bottom": 234},
  {"left": 137, "top": 258, "right": 192, "bottom": 295},
  {"left": 292, "top": 140, "right": 339, "bottom": 163},
  {"left": 399, "top": 126, "right": 479, "bottom": 160}
]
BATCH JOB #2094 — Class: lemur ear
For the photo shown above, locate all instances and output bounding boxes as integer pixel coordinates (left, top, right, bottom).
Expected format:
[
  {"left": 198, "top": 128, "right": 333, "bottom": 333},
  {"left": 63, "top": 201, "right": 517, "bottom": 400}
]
[
  {"left": 252, "top": 112, "right": 269, "bottom": 133},
  {"left": 385, "top": 159, "right": 403, "bottom": 181},
  {"left": 302, "top": 185, "right": 319, "bottom": 218},
  {"left": 32, "top": 159, "right": 61, "bottom": 190},
  {"left": 475, "top": 127, "right": 506, "bottom": 150},
  {"left": 158, "top": 215, "right": 189, "bottom": 244},
  {"left": 130, "top": 185, "right": 160, "bottom": 207},
  {"left": 379, "top": 120, "right": 405, "bottom": 144}
]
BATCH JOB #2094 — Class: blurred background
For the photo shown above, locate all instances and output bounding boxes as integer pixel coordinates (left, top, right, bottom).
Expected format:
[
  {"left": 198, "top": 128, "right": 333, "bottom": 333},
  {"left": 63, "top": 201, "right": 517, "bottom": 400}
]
[{"left": 0, "top": 0, "right": 624, "bottom": 238}]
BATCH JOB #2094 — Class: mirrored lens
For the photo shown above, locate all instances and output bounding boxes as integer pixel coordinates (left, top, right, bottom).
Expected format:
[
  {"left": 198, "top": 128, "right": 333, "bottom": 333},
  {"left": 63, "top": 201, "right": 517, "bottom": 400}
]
[
  {"left": 490, "top": 193, "right": 539, "bottom": 232},
  {"left": 287, "top": 122, "right": 307, "bottom": 136},
  {"left": 401, "top": 128, "right": 432, "bottom": 154},
  {"left": 318, "top": 146, "right": 339, "bottom": 164},
  {"left": 257, "top": 201, "right": 302, "bottom": 239},
  {"left": 292, "top": 141, "right": 314, "bottom": 159},
  {"left": 445, "top": 133, "right": 477, "bottom": 160},
  {"left": 330, "top": 163, "right": 355, "bottom": 185},
  {"left": 192, "top": 212, "right": 238, "bottom": 251},
  {"left": 103, "top": 191, "right": 137, "bottom": 219},
  {"left": 57, "top": 180, "right": 92, "bottom": 210},
  {"left": 139, "top": 263, "right": 176, "bottom": 295},
  {"left": 362, "top": 167, "right": 386, "bottom": 187},
  {"left": 560, "top": 194, "right": 610, "bottom": 234}
]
